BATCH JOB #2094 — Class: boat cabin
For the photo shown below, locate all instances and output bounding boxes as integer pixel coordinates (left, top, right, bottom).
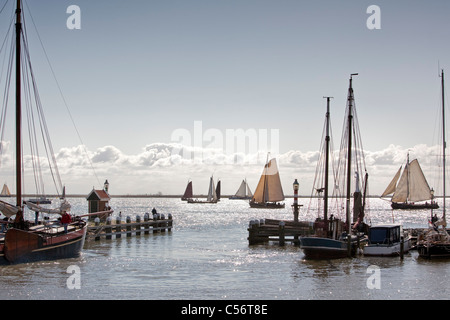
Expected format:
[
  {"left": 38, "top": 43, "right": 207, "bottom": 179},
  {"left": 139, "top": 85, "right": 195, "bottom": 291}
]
[{"left": 368, "top": 224, "right": 402, "bottom": 245}]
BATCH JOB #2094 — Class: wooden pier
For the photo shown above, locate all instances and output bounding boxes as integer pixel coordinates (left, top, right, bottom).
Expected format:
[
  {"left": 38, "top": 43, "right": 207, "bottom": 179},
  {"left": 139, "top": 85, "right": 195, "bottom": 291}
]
[
  {"left": 248, "top": 219, "right": 314, "bottom": 246},
  {"left": 87, "top": 213, "right": 173, "bottom": 241}
]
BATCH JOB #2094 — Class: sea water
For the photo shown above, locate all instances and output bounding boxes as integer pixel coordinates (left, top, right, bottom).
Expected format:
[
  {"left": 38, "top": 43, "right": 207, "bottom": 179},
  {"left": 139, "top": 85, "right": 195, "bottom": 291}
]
[{"left": 1, "top": 197, "right": 449, "bottom": 301}]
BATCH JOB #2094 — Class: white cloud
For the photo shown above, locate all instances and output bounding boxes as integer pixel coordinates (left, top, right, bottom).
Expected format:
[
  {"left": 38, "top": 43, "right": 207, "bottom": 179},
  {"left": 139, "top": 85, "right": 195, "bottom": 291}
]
[{"left": 0, "top": 141, "right": 445, "bottom": 196}]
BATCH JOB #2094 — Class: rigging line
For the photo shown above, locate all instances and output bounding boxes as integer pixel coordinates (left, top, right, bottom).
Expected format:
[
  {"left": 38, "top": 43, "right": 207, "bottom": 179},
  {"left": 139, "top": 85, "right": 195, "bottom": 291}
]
[
  {"left": 22, "top": 22, "right": 64, "bottom": 195},
  {"left": 0, "top": 0, "right": 10, "bottom": 16},
  {"left": 23, "top": 0, "right": 101, "bottom": 188}
]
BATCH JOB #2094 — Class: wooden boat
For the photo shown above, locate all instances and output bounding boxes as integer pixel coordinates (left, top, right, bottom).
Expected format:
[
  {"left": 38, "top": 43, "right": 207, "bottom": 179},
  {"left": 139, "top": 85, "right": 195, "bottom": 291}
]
[
  {"left": 300, "top": 75, "right": 369, "bottom": 259},
  {"left": 417, "top": 70, "right": 450, "bottom": 259},
  {"left": 249, "top": 157, "right": 285, "bottom": 209},
  {"left": 363, "top": 224, "right": 412, "bottom": 257},
  {"left": 0, "top": 184, "right": 11, "bottom": 197},
  {"left": 381, "top": 154, "right": 438, "bottom": 210},
  {"left": 187, "top": 176, "right": 218, "bottom": 204},
  {"left": 0, "top": 1, "right": 89, "bottom": 264},
  {"left": 181, "top": 180, "right": 193, "bottom": 201},
  {"left": 229, "top": 179, "right": 253, "bottom": 200}
]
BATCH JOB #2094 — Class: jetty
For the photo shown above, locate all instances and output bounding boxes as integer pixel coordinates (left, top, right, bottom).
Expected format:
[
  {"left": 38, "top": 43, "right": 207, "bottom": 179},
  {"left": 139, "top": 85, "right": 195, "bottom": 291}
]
[
  {"left": 87, "top": 213, "right": 173, "bottom": 241},
  {"left": 248, "top": 219, "right": 313, "bottom": 246}
]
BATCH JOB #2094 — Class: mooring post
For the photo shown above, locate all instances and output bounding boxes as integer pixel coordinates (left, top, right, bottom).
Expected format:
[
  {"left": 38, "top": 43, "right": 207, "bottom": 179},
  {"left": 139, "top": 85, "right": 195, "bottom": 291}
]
[
  {"left": 161, "top": 214, "right": 166, "bottom": 233},
  {"left": 136, "top": 215, "right": 141, "bottom": 236},
  {"left": 144, "top": 213, "right": 150, "bottom": 235},
  {"left": 168, "top": 213, "right": 173, "bottom": 232},
  {"left": 106, "top": 216, "right": 112, "bottom": 240},
  {"left": 400, "top": 236, "right": 404, "bottom": 260},
  {"left": 126, "top": 216, "right": 132, "bottom": 237},
  {"left": 116, "top": 216, "right": 121, "bottom": 238},
  {"left": 153, "top": 213, "right": 158, "bottom": 233},
  {"left": 94, "top": 217, "right": 100, "bottom": 241},
  {"left": 279, "top": 221, "right": 285, "bottom": 246}
]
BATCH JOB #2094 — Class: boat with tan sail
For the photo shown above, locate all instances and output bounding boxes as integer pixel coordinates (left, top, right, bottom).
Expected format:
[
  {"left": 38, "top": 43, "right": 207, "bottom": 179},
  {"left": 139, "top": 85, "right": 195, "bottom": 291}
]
[
  {"left": 249, "top": 157, "right": 285, "bottom": 209},
  {"left": 381, "top": 153, "right": 438, "bottom": 210}
]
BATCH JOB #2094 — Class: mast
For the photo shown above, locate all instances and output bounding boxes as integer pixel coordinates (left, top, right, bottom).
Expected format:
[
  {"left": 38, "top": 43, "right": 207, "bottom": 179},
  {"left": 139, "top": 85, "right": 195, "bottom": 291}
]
[
  {"left": 15, "top": 0, "right": 22, "bottom": 208},
  {"left": 323, "top": 96, "right": 332, "bottom": 231},
  {"left": 442, "top": 69, "right": 446, "bottom": 222},
  {"left": 346, "top": 74, "right": 358, "bottom": 232}
]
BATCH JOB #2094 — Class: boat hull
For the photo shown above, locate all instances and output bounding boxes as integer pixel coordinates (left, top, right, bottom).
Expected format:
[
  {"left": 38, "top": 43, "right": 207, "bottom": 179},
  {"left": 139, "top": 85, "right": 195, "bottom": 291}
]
[
  {"left": 249, "top": 201, "right": 285, "bottom": 209},
  {"left": 300, "top": 237, "right": 354, "bottom": 259},
  {"left": 364, "top": 239, "right": 412, "bottom": 257},
  {"left": 0, "top": 223, "right": 87, "bottom": 264},
  {"left": 417, "top": 243, "right": 450, "bottom": 259},
  {"left": 391, "top": 202, "right": 439, "bottom": 210},
  {"left": 187, "top": 199, "right": 217, "bottom": 204}
]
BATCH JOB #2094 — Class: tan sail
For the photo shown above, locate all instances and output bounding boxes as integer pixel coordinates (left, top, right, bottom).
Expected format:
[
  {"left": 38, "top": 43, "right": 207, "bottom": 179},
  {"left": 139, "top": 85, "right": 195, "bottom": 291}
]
[
  {"left": 252, "top": 158, "right": 284, "bottom": 203},
  {"left": 381, "top": 166, "right": 402, "bottom": 197},
  {"left": 0, "top": 183, "right": 11, "bottom": 197},
  {"left": 391, "top": 159, "right": 432, "bottom": 203}
]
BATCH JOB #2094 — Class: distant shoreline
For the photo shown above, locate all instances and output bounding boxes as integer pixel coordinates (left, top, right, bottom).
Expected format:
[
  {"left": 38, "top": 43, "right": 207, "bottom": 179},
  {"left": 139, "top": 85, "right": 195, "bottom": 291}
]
[{"left": 6, "top": 194, "right": 418, "bottom": 199}]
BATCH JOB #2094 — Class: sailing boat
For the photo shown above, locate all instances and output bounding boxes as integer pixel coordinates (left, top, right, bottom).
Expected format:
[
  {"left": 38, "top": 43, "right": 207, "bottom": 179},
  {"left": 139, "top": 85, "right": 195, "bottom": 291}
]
[
  {"left": 381, "top": 154, "right": 438, "bottom": 209},
  {"left": 215, "top": 180, "right": 221, "bottom": 201},
  {"left": 249, "top": 157, "right": 285, "bottom": 209},
  {"left": 229, "top": 179, "right": 253, "bottom": 200},
  {"left": 300, "top": 75, "right": 368, "bottom": 259},
  {"left": 417, "top": 69, "right": 450, "bottom": 259},
  {"left": 0, "top": 1, "right": 88, "bottom": 264},
  {"left": 181, "top": 180, "right": 193, "bottom": 201},
  {"left": 0, "top": 184, "right": 11, "bottom": 197},
  {"left": 187, "top": 176, "right": 218, "bottom": 204}
]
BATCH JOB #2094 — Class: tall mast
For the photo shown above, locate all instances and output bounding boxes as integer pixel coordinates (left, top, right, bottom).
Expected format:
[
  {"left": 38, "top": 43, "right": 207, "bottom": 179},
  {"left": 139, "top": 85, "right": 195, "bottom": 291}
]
[
  {"left": 15, "top": 0, "right": 22, "bottom": 208},
  {"left": 323, "top": 96, "right": 332, "bottom": 230},
  {"left": 442, "top": 69, "right": 446, "bottom": 221},
  {"left": 346, "top": 74, "right": 358, "bottom": 233}
]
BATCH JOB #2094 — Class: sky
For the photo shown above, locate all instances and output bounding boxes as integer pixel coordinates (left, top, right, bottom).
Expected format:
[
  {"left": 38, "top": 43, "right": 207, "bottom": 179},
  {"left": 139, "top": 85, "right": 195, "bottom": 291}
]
[{"left": 1, "top": 0, "right": 450, "bottom": 197}]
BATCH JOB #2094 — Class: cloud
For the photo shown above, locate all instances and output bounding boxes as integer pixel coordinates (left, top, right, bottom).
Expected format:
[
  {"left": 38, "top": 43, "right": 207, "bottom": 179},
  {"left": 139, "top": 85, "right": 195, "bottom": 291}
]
[{"left": 0, "top": 140, "right": 444, "bottom": 196}]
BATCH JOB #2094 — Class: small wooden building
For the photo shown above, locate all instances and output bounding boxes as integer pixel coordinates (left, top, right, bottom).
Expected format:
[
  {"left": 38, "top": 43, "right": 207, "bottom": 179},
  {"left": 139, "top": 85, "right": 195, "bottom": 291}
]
[{"left": 86, "top": 189, "right": 111, "bottom": 214}]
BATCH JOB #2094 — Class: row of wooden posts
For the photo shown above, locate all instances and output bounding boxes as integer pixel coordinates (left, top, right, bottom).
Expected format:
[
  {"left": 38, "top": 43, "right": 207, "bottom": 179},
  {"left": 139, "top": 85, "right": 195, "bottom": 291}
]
[{"left": 88, "top": 213, "right": 173, "bottom": 240}]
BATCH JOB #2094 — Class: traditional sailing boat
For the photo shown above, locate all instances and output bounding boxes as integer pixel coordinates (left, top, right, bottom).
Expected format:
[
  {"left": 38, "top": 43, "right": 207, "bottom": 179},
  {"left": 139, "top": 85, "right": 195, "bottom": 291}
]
[
  {"left": 417, "top": 69, "right": 450, "bottom": 259},
  {"left": 381, "top": 154, "right": 438, "bottom": 209},
  {"left": 187, "top": 176, "right": 218, "bottom": 204},
  {"left": 0, "top": 184, "right": 11, "bottom": 197},
  {"left": 249, "top": 157, "right": 285, "bottom": 209},
  {"left": 181, "top": 180, "right": 193, "bottom": 201},
  {"left": 300, "top": 75, "right": 368, "bottom": 259},
  {"left": 0, "top": 1, "right": 88, "bottom": 264},
  {"left": 229, "top": 179, "right": 253, "bottom": 200},
  {"left": 215, "top": 179, "right": 221, "bottom": 201}
]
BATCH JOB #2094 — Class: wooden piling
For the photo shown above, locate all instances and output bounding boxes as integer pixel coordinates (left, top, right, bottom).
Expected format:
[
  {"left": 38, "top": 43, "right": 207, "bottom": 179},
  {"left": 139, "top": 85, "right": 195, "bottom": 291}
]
[
  {"left": 279, "top": 221, "right": 285, "bottom": 246},
  {"left": 86, "top": 213, "right": 174, "bottom": 240},
  {"left": 106, "top": 216, "right": 112, "bottom": 240},
  {"left": 135, "top": 215, "right": 141, "bottom": 236},
  {"left": 126, "top": 216, "right": 132, "bottom": 237},
  {"left": 115, "top": 216, "right": 121, "bottom": 238}
]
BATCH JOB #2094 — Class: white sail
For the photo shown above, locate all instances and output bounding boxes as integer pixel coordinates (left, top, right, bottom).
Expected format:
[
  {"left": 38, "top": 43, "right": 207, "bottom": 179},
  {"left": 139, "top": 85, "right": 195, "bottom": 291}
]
[
  {"left": 252, "top": 158, "right": 284, "bottom": 203},
  {"left": 206, "top": 176, "right": 217, "bottom": 202},
  {"left": 0, "top": 200, "right": 20, "bottom": 218},
  {"left": 25, "top": 199, "right": 71, "bottom": 215},
  {"left": 234, "top": 180, "right": 247, "bottom": 198},
  {"left": 391, "top": 159, "right": 432, "bottom": 203},
  {"left": 247, "top": 184, "right": 253, "bottom": 197}
]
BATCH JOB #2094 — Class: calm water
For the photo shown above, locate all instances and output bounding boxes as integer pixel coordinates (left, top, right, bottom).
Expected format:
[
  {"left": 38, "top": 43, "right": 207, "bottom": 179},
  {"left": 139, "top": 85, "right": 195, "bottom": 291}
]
[{"left": 1, "top": 197, "right": 449, "bottom": 300}]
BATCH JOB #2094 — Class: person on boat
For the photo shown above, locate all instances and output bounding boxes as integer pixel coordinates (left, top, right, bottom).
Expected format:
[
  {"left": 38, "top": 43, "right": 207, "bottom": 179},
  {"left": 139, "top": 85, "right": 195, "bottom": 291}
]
[
  {"left": 61, "top": 211, "right": 71, "bottom": 233},
  {"left": 152, "top": 207, "right": 157, "bottom": 215}
]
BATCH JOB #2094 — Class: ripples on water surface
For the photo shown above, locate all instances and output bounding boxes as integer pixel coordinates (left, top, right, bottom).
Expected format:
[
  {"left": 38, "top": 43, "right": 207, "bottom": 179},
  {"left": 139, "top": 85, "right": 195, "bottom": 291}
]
[{"left": 1, "top": 197, "right": 449, "bottom": 300}]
